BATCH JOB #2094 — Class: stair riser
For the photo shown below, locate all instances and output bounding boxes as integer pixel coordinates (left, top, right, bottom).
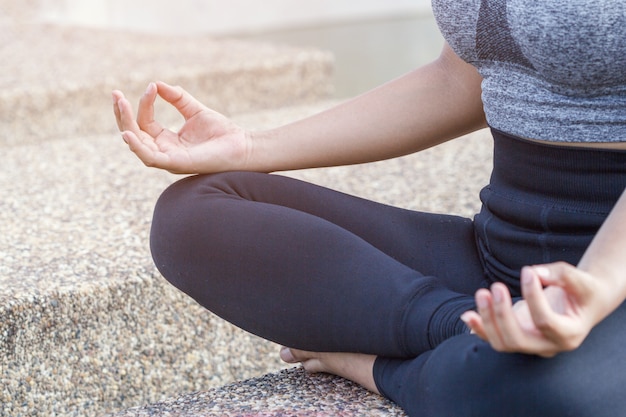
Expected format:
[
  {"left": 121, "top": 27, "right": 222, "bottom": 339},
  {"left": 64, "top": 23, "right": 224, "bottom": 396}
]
[
  {"left": 0, "top": 275, "right": 283, "bottom": 417},
  {"left": 0, "top": 57, "right": 332, "bottom": 146}
]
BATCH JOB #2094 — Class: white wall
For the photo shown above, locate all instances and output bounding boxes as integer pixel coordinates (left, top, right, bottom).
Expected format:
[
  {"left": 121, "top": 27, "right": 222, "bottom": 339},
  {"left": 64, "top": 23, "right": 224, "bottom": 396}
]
[{"left": 39, "top": 0, "right": 432, "bottom": 35}]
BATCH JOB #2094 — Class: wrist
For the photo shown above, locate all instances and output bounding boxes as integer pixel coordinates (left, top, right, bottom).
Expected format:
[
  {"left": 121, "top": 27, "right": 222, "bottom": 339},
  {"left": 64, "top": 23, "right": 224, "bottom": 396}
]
[
  {"left": 580, "top": 260, "right": 626, "bottom": 300},
  {"left": 576, "top": 261, "right": 626, "bottom": 327},
  {"left": 243, "top": 129, "right": 276, "bottom": 173}
]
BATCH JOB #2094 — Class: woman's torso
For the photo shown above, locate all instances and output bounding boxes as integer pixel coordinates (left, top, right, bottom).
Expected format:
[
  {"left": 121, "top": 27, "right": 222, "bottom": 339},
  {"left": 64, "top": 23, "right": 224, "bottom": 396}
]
[{"left": 431, "top": 0, "right": 626, "bottom": 149}]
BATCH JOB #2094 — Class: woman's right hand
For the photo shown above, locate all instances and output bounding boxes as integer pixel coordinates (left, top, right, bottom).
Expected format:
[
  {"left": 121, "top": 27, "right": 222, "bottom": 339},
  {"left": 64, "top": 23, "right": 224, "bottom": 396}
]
[{"left": 112, "top": 81, "right": 251, "bottom": 174}]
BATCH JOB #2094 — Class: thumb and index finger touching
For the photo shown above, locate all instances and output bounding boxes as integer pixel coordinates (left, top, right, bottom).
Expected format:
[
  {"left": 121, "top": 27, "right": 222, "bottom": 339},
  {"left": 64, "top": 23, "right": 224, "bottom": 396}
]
[
  {"left": 113, "top": 81, "right": 205, "bottom": 136},
  {"left": 112, "top": 84, "right": 171, "bottom": 168},
  {"left": 523, "top": 262, "right": 594, "bottom": 304},
  {"left": 462, "top": 264, "right": 593, "bottom": 338},
  {"left": 153, "top": 81, "right": 208, "bottom": 120},
  {"left": 521, "top": 262, "right": 596, "bottom": 348}
]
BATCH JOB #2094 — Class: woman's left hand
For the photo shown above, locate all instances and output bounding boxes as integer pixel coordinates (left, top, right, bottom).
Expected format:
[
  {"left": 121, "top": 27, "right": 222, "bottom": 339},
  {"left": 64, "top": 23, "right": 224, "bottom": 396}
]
[{"left": 461, "top": 262, "right": 609, "bottom": 357}]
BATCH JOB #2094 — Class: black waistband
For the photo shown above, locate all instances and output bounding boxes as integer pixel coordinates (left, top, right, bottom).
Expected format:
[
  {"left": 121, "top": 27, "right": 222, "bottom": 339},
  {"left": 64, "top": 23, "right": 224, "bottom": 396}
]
[{"left": 489, "top": 128, "right": 626, "bottom": 214}]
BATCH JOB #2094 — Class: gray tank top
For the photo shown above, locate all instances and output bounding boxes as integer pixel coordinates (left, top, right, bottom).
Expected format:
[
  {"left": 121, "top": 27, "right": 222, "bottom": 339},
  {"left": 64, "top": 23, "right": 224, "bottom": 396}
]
[{"left": 432, "top": 0, "right": 626, "bottom": 142}]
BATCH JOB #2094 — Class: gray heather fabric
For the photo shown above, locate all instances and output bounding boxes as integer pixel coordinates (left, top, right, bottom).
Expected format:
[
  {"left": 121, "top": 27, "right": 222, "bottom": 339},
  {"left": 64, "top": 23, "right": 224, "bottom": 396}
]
[{"left": 432, "top": 0, "right": 626, "bottom": 142}]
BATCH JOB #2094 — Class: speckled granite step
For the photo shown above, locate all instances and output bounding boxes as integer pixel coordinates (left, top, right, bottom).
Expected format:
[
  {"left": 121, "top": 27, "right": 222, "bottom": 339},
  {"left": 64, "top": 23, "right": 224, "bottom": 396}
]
[
  {"left": 0, "top": 9, "right": 495, "bottom": 417},
  {"left": 1, "top": 24, "right": 331, "bottom": 416},
  {"left": 0, "top": 23, "right": 333, "bottom": 146},
  {"left": 105, "top": 367, "right": 407, "bottom": 417},
  {"left": 0, "top": 88, "right": 492, "bottom": 417},
  {"left": 0, "top": 134, "right": 285, "bottom": 417},
  {"left": 0, "top": 102, "right": 338, "bottom": 417}
]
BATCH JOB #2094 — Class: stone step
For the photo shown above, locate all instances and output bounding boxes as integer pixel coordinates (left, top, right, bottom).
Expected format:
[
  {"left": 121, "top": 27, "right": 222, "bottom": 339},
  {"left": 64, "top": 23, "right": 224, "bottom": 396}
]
[
  {"left": 0, "top": 73, "right": 490, "bottom": 417},
  {"left": 1, "top": 22, "right": 332, "bottom": 416},
  {"left": 105, "top": 367, "right": 407, "bottom": 417},
  {"left": 0, "top": 8, "right": 494, "bottom": 417},
  {"left": 0, "top": 101, "right": 341, "bottom": 417},
  {"left": 0, "top": 23, "right": 333, "bottom": 147},
  {"left": 0, "top": 90, "right": 493, "bottom": 416}
]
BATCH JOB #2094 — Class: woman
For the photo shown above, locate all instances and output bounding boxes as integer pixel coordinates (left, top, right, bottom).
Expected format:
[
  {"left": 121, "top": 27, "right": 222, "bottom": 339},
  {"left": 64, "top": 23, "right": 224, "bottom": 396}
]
[{"left": 112, "top": 1, "right": 626, "bottom": 415}]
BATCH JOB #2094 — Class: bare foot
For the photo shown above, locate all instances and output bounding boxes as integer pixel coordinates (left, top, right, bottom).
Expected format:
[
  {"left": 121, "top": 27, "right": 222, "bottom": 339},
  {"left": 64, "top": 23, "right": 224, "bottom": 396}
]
[{"left": 280, "top": 347, "right": 380, "bottom": 394}]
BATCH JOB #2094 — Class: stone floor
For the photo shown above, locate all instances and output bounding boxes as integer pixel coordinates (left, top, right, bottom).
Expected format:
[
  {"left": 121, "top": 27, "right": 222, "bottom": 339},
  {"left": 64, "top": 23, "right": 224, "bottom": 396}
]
[
  {"left": 0, "top": 23, "right": 333, "bottom": 417},
  {"left": 0, "top": 85, "right": 492, "bottom": 415},
  {"left": 106, "top": 367, "right": 407, "bottom": 417}
]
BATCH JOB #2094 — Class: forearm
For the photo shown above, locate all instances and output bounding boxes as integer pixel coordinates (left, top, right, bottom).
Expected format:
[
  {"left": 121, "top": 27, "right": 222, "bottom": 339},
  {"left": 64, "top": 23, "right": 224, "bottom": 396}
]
[
  {"left": 577, "top": 188, "right": 626, "bottom": 316},
  {"left": 245, "top": 44, "right": 486, "bottom": 172}
]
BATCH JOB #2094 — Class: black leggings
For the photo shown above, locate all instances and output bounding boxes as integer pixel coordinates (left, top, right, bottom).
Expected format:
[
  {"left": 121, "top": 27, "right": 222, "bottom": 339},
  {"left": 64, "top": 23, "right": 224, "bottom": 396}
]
[{"left": 149, "top": 130, "right": 626, "bottom": 417}]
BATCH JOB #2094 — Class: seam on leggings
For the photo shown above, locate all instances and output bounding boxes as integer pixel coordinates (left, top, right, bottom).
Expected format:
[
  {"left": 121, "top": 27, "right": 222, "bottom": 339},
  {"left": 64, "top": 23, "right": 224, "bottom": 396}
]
[
  {"left": 372, "top": 357, "right": 391, "bottom": 399},
  {"left": 427, "top": 295, "right": 473, "bottom": 349},
  {"left": 398, "top": 283, "right": 438, "bottom": 357},
  {"left": 539, "top": 205, "right": 551, "bottom": 263}
]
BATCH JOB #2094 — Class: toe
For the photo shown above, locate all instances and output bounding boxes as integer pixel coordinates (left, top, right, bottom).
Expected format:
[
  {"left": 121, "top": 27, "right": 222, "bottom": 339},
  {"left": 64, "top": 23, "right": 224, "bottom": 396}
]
[{"left": 280, "top": 347, "right": 297, "bottom": 363}]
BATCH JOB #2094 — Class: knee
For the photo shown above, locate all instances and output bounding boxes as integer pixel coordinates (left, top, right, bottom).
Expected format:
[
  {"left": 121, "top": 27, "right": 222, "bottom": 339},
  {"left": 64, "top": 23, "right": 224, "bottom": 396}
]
[
  {"left": 149, "top": 176, "right": 203, "bottom": 291},
  {"left": 150, "top": 171, "right": 242, "bottom": 235},
  {"left": 150, "top": 174, "right": 234, "bottom": 291},
  {"left": 149, "top": 172, "right": 255, "bottom": 290},
  {"left": 151, "top": 174, "right": 207, "bottom": 239}
]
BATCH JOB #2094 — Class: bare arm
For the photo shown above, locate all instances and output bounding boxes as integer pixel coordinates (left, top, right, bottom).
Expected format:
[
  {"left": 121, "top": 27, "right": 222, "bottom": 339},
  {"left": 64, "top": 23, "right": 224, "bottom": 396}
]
[
  {"left": 575, "top": 188, "right": 626, "bottom": 315},
  {"left": 246, "top": 43, "right": 486, "bottom": 172},
  {"left": 113, "top": 43, "right": 485, "bottom": 174}
]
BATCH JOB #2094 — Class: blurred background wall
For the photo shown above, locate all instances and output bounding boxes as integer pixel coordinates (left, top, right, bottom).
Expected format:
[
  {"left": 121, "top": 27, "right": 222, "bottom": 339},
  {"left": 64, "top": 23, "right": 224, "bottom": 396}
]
[
  {"left": 36, "top": 0, "right": 443, "bottom": 97},
  {"left": 38, "top": 0, "right": 432, "bottom": 35}
]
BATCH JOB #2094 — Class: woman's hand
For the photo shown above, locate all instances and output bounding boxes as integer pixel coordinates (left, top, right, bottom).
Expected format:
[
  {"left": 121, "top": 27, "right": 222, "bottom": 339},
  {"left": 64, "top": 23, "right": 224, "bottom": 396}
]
[
  {"left": 461, "top": 262, "right": 611, "bottom": 357},
  {"left": 113, "top": 81, "right": 251, "bottom": 174}
]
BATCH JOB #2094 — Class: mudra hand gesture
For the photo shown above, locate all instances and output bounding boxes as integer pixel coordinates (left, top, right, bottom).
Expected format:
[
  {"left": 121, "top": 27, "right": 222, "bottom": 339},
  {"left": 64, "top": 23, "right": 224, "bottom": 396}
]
[
  {"left": 112, "top": 81, "right": 250, "bottom": 174},
  {"left": 462, "top": 262, "right": 613, "bottom": 357}
]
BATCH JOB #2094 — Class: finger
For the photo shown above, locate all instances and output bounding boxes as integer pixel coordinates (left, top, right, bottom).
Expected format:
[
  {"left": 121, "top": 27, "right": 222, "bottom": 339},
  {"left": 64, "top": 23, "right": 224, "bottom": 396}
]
[
  {"left": 122, "top": 129, "right": 160, "bottom": 152},
  {"left": 116, "top": 95, "right": 144, "bottom": 138},
  {"left": 122, "top": 130, "right": 171, "bottom": 170},
  {"left": 521, "top": 267, "right": 562, "bottom": 340},
  {"left": 137, "top": 82, "right": 166, "bottom": 138},
  {"left": 490, "top": 283, "right": 526, "bottom": 350},
  {"left": 475, "top": 289, "right": 506, "bottom": 350},
  {"left": 460, "top": 311, "right": 488, "bottom": 339},
  {"left": 156, "top": 81, "right": 207, "bottom": 120},
  {"left": 533, "top": 263, "right": 594, "bottom": 303},
  {"left": 112, "top": 90, "right": 125, "bottom": 131}
]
